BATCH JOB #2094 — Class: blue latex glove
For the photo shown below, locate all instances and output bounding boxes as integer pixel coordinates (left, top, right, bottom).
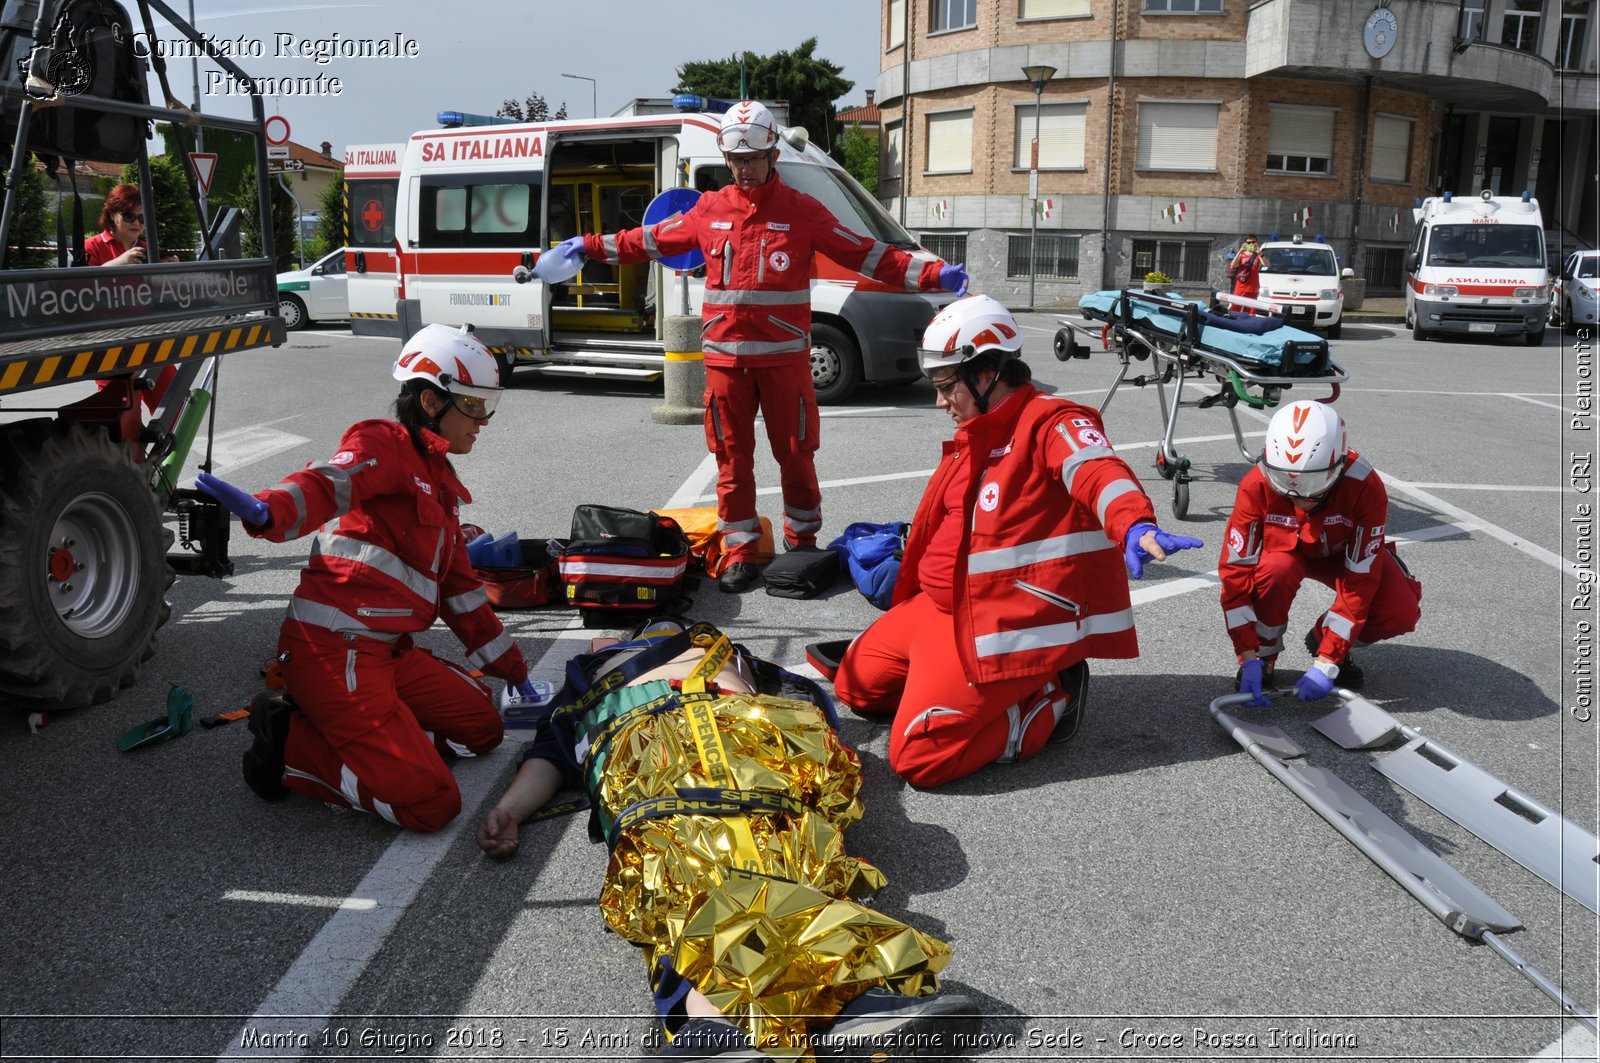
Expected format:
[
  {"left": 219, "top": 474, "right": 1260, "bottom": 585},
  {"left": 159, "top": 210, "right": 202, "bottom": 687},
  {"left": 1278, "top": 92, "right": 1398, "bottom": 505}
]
[
  {"left": 938, "top": 262, "right": 969, "bottom": 295},
  {"left": 1122, "top": 522, "right": 1205, "bottom": 579},
  {"left": 1294, "top": 665, "right": 1336, "bottom": 702},
  {"left": 195, "top": 471, "right": 269, "bottom": 527},
  {"left": 514, "top": 679, "right": 539, "bottom": 701},
  {"left": 466, "top": 530, "right": 521, "bottom": 568},
  {"left": 553, "top": 235, "right": 585, "bottom": 262},
  {"left": 1238, "top": 658, "right": 1270, "bottom": 708}
]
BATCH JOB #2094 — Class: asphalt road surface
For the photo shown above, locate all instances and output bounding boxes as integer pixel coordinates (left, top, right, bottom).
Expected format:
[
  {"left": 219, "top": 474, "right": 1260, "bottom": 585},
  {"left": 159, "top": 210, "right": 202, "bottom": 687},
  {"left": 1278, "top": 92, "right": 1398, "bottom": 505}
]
[{"left": 2, "top": 316, "right": 1595, "bottom": 1062}]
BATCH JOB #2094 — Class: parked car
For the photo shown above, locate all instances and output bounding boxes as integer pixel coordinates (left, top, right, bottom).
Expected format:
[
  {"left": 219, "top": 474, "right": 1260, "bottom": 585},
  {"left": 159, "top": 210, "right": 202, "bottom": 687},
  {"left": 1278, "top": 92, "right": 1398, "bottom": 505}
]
[
  {"left": 1552, "top": 249, "right": 1599, "bottom": 329},
  {"left": 276, "top": 247, "right": 349, "bottom": 330},
  {"left": 1256, "top": 236, "right": 1353, "bottom": 337}
]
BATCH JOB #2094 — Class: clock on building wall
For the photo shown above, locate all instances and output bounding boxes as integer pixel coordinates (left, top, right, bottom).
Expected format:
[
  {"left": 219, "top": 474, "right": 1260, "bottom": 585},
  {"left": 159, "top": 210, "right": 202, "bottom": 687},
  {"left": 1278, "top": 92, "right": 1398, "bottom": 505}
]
[{"left": 1364, "top": 2, "right": 1399, "bottom": 59}]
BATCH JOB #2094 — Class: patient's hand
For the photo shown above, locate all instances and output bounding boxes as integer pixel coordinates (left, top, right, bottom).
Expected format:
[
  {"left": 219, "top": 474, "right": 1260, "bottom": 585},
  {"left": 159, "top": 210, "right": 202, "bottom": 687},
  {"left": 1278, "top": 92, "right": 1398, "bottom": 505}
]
[{"left": 477, "top": 806, "right": 522, "bottom": 859}]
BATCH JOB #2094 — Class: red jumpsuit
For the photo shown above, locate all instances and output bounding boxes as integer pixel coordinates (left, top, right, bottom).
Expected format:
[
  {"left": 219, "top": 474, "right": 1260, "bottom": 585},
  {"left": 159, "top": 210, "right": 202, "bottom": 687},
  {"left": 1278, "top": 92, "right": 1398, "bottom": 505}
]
[
  {"left": 835, "top": 386, "right": 1157, "bottom": 788},
  {"left": 584, "top": 172, "right": 946, "bottom": 555},
  {"left": 1231, "top": 250, "right": 1262, "bottom": 301},
  {"left": 1219, "top": 452, "right": 1422, "bottom": 666},
  {"left": 247, "top": 420, "right": 528, "bottom": 832}
]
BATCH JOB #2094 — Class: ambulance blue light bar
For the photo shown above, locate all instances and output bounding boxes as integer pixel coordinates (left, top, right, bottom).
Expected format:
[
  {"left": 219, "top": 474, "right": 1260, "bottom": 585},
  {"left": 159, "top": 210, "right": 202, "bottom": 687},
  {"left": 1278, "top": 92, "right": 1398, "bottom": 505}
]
[{"left": 436, "top": 111, "right": 519, "bottom": 128}]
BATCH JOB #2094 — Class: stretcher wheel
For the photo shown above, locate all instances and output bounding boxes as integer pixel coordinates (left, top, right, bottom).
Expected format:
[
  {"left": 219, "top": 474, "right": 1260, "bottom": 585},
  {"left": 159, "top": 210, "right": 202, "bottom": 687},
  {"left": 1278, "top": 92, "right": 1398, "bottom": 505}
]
[
  {"left": 1053, "top": 328, "right": 1076, "bottom": 362},
  {"left": 1172, "top": 478, "right": 1191, "bottom": 520},
  {"left": 1154, "top": 452, "right": 1177, "bottom": 481}
]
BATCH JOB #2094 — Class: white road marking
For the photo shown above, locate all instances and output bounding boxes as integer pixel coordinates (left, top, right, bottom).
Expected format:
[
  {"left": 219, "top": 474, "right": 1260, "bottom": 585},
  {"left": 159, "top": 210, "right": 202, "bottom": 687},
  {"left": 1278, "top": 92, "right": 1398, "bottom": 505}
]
[
  {"left": 665, "top": 452, "right": 718, "bottom": 510},
  {"left": 222, "top": 890, "right": 378, "bottom": 911},
  {"left": 193, "top": 424, "right": 312, "bottom": 477},
  {"left": 1402, "top": 483, "right": 1564, "bottom": 492},
  {"left": 1501, "top": 392, "right": 1584, "bottom": 417},
  {"left": 1530, "top": 1025, "right": 1598, "bottom": 1059}
]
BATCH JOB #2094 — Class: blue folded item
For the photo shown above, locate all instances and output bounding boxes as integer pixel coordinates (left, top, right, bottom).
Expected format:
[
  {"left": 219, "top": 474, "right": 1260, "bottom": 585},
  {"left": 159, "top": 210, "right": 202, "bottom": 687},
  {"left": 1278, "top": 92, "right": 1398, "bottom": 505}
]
[
  {"left": 1077, "top": 290, "right": 1328, "bottom": 372},
  {"left": 828, "top": 521, "right": 908, "bottom": 611}
]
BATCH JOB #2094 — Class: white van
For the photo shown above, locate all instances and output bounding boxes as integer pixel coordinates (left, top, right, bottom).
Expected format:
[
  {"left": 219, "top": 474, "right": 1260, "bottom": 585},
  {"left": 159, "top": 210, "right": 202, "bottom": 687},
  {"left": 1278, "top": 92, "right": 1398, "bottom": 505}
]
[
  {"left": 1405, "top": 190, "right": 1549, "bottom": 345},
  {"left": 342, "top": 142, "right": 405, "bottom": 338},
  {"left": 1256, "top": 235, "right": 1352, "bottom": 337},
  {"left": 377, "top": 111, "right": 951, "bottom": 402}
]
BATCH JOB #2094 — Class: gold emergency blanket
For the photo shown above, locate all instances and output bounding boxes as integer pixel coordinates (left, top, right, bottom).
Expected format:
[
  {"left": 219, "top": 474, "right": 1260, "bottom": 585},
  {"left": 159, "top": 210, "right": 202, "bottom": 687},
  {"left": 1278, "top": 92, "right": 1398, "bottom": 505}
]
[{"left": 592, "top": 688, "right": 953, "bottom": 1052}]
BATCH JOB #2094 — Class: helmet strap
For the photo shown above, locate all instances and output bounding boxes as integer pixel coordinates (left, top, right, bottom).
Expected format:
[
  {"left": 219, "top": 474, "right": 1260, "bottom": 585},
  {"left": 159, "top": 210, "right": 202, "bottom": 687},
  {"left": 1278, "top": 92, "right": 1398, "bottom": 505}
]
[{"left": 959, "top": 362, "right": 1004, "bottom": 415}]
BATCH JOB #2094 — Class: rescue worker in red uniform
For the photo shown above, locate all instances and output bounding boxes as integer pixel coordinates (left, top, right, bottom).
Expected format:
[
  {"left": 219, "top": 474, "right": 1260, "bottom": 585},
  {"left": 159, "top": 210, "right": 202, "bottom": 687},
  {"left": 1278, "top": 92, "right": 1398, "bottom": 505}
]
[
  {"left": 1227, "top": 234, "right": 1263, "bottom": 303},
  {"left": 197, "top": 324, "right": 539, "bottom": 832},
  {"left": 1223, "top": 400, "right": 1423, "bottom": 704},
  {"left": 825, "top": 296, "right": 1203, "bottom": 788},
  {"left": 544, "top": 101, "right": 967, "bottom": 593}
]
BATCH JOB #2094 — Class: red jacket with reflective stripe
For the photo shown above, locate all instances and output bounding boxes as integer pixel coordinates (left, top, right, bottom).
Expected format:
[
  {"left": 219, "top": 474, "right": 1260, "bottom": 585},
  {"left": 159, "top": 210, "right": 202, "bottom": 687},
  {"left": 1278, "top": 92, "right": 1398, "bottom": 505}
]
[
  {"left": 245, "top": 419, "right": 527, "bottom": 683},
  {"left": 895, "top": 386, "right": 1157, "bottom": 683},
  {"left": 583, "top": 171, "right": 945, "bottom": 369},
  {"left": 1218, "top": 452, "right": 1388, "bottom": 662}
]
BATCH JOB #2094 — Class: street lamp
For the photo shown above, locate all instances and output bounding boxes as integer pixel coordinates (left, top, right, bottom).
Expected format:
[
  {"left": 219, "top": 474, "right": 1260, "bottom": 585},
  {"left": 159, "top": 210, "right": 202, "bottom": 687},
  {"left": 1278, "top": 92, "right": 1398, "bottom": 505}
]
[
  {"left": 1021, "top": 64, "right": 1056, "bottom": 310},
  {"left": 562, "top": 72, "right": 597, "bottom": 118}
]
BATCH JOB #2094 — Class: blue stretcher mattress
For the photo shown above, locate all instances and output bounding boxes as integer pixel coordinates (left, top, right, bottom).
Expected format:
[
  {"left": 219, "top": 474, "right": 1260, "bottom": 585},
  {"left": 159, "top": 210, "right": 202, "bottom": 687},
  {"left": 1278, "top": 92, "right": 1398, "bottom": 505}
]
[{"left": 1078, "top": 290, "right": 1328, "bottom": 372}]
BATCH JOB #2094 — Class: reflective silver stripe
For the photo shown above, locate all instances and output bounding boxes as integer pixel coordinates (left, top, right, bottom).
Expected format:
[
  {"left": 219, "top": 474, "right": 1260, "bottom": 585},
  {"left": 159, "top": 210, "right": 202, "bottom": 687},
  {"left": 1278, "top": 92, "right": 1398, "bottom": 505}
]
[
  {"left": 466, "top": 631, "right": 515, "bottom": 670},
  {"left": 766, "top": 315, "right": 807, "bottom": 338},
  {"left": 968, "top": 531, "right": 1110, "bottom": 575},
  {"left": 561, "top": 558, "right": 688, "bottom": 579},
  {"left": 974, "top": 607, "right": 1135, "bottom": 658},
  {"left": 1345, "top": 457, "right": 1373, "bottom": 481},
  {"left": 305, "top": 459, "right": 368, "bottom": 517},
  {"left": 1015, "top": 580, "right": 1079, "bottom": 613},
  {"left": 430, "top": 527, "right": 445, "bottom": 576},
  {"left": 371, "top": 798, "right": 400, "bottom": 826},
  {"left": 702, "top": 288, "right": 812, "bottom": 306},
  {"left": 723, "top": 530, "right": 762, "bottom": 547},
  {"left": 1060, "top": 445, "right": 1117, "bottom": 493},
  {"left": 443, "top": 585, "right": 489, "bottom": 616},
  {"left": 861, "top": 240, "right": 889, "bottom": 276},
  {"left": 600, "top": 235, "right": 619, "bottom": 263},
  {"left": 281, "top": 482, "right": 309, "bottom": 539},
  {"left": 1255, "top": 619, "right": 1286, "bottom": 656},
  {"left": 719, "top": 517, "right": 760, "bottom": 532},
  {"left": 831, "top": 226, "right": 863, "bottom": 246},
  {"left": 703, "top": 338, "right": 811, "bottom": 357},
  {"left": 285, "top": 597, "right": 402, "bottom": 641},
  {"left": 903, "top": 252, "right": 936, "bottom": 292},
  {"left": 701, "top": 313, "right": 726, "bottom": 335},
  {"left": 1257, "top": 635, "right": 1285, "bottom": 656},
  {"left": 339, "top": 764, "right": 363, "bottom": 809},
  {"left": 313, "top": 533, "right": 439, "bottom": 605},
  {"left": 345, "top": 649, "right": 357, "bottom": 693},
  {"left": 901, "top": 705, "right": 963, "bottom": 737},
  {"left": 643, "top": 224, "right": 661, "bottom": 259},
  {"left": 784, "top": 504, "right": 821, "bottom": 521},
  {"left": 1324, "top": 611, "right": 1356, "bottom": 639},
  {"left": 722, "top": 240, "right": 732, "bottom": 286},
  {"left": 1095, "top": 479, "right": 1141, "bottom": 527},
  {"left": 1345, "top": 550, "right": 1379, "bottom": 574},
  {"left": 786, "top": 517, "right": 822, "bottom": 534},
  {"left": 1225, "top": 605, "right": 1258, "bottom": 628}
]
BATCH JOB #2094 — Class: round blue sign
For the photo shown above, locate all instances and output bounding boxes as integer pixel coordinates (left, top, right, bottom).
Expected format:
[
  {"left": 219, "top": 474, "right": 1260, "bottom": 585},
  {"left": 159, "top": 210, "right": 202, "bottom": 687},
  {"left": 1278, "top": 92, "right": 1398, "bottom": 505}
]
[{"left": 642, "top": 188, "right": 704, "bottom": 271}]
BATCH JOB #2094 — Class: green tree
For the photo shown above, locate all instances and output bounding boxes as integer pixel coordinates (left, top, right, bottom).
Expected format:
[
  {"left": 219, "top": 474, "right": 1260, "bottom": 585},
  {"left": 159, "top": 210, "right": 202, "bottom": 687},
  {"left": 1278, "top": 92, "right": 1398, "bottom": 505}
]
[
  {"left": 315, "top": 170, "right": 346, "bottom": 256},
  {"left": 840, "top": 123, "right": 879, "bottom": 192},
  {"left": 158, "top": 123, "right": 255, "bottom": 213},
  {"left": 119, "top": 155, "right": 199, "bottom": 255},
  {"left": 234, "top": 161, "right": 298, "bottom": 270},
  {"left": 675, "top": 38, "right": 851, "bottom": 159},
  {"left": 496, "top": 92, "right": 568, "bottom": 122},
  {"left": 4, "top": 156, "right": 53, "bottom": 269}
]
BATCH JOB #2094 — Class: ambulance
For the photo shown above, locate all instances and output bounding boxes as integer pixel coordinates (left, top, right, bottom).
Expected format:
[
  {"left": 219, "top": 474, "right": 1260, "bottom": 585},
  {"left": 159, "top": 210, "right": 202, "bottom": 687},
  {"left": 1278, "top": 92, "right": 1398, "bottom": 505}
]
[
  {"left": 367, "top": 109, "right": 951, "bottom": 403},
  {"left": 1404, "top": 190, "right": 1549, "bottom": 345},
  {"left": 342, "top": 142, "right": 405, "bottom": 337}
]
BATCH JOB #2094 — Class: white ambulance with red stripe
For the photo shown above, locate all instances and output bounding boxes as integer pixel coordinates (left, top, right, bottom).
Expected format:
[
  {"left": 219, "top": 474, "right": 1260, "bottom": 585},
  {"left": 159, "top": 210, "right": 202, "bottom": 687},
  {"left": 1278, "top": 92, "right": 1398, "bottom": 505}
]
[
  {"left": 342, "top": 142, "right": 405, "bottom": 337},
  {"left": 1404, "top": 190, "right": 1549, "bottom": 345},
  {"left": 370, "top": 109, "right": 951, "bottom": 402}
]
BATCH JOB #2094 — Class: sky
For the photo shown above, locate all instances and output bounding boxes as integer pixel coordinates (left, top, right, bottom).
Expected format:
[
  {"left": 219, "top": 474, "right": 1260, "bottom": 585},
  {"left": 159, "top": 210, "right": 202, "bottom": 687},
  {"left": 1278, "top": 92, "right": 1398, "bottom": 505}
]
[{"left": 142, "top": 1, "right": 885, "bottom": 156}]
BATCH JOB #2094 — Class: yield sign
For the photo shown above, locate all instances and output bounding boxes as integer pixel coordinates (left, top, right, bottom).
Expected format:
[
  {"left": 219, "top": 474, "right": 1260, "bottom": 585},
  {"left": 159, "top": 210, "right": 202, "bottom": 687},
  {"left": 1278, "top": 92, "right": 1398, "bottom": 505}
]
[{"left": 190, "top": 152, "right": 218, "bottom": 194}]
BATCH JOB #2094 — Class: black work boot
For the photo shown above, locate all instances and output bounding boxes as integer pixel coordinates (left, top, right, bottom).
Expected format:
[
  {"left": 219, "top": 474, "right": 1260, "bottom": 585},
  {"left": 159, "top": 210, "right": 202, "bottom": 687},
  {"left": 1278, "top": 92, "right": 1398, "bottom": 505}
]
[
  {"left": 1304, "top": 625, "right": 1365, "bottom": 690},
  {"left": 718, "top": 562, "right": 762, "bottom": 594},
  {"left": 241, "top": 691, "right": 294, "bottom": 802},
  {"left": 812, "top": 988, "right": 981, "bottom": 1060},
  {"left": 1051, "top": 660, "right": 1090, "bottom": 744}
]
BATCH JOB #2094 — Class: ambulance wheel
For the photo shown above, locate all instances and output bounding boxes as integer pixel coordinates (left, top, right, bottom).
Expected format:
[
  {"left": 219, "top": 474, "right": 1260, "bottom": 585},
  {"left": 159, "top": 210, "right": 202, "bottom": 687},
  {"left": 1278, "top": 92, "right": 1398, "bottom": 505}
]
[
  {"left": 810, "top": 323, "right": 861, "bottom": 405},
  {"left": 1410, "top": 313, "right": 1429, "bottom": 342},
  {"left": 1327, "top": 320, "right": 1342, "bottom": 339},
  {"left": 277, "top": 294, "right": 307, "bottom": 331},
  {"left": 1172, "top": 479, "right": 1191, "bottom": 521},
  {"left": 0, "top": 421, "right": 174, "bottom": 708},
  {"left": 1154, "top": 452, "right": 1177, "bottom": 481},
  {"left": 1524, "top": 328, "right": 1545, "bottom": 347},
  {"left": 493, "top": 351, "right": 516, "bottom": 383}
]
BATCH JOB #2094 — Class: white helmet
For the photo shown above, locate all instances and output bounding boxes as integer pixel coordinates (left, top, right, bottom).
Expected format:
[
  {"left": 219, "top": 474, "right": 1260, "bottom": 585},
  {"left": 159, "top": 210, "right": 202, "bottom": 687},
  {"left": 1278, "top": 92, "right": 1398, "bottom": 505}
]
[
  {"left": 1261, "top": 400, "right": 1347, "bottom": 499},
  {"left": 393, "top": 323, "right": 503, "bottom": 419},
  {"left": 918, "top": 294, "right": 1024, "bottom": 374},
  {"left": 717, "top": 100, "right": 779, "bottom": 154}
]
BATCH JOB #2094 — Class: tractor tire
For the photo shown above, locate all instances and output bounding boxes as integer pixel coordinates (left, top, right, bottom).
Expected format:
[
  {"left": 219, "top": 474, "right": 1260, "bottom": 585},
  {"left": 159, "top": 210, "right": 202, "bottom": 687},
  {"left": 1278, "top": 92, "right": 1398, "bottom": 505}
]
[{"left": 0, "top": 421, "right": 175, "bottom": 708}]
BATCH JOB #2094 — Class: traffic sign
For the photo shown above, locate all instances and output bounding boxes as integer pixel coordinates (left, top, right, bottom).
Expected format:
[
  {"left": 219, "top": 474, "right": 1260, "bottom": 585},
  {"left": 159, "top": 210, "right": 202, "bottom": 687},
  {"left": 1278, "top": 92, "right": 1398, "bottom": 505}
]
[
  {"left": 267, "top": 158, "right": 305, "bottom": 173},
  {"left": 264, "top": 114, "right": 291, "bottom": 145},
  {"left": 267, "top": 145, "right": 290, "bottom": 159},
  {"left": 189, "top": 151, "right": 218, "bottom": 194}
]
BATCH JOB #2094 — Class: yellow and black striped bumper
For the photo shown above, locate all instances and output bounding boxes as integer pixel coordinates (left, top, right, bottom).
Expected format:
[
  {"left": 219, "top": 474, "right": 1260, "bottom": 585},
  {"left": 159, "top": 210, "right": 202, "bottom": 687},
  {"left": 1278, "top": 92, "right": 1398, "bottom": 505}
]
[{"left": 0, "top": 318, "right": 286, "bottom": 398}]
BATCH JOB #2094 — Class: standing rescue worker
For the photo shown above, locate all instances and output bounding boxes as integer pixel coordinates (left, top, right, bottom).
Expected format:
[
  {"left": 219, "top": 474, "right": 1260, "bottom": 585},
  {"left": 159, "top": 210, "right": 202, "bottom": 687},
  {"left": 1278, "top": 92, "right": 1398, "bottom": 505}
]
[
  {"left": 544, "top": 101, "right": 968, "bottom": 593},
  {"left": 1223, "top": 400, "right": 1423, "bottom": 704},
  {"left": 197, "top": 324, "right": 539, "bottom": 832},
  {"left": 1227, "top": 234, "right": 1263, "bottom": 304},
  {"left": 826, "top": 296, "right": 1203, "bottom": 788}
]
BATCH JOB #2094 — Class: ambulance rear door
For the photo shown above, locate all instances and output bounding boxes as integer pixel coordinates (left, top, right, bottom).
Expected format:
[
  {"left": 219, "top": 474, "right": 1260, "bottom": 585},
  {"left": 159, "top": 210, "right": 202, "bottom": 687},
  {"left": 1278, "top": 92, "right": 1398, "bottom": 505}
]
[{"left": 344, "top": 143, "right": 403, "bottom": 338}]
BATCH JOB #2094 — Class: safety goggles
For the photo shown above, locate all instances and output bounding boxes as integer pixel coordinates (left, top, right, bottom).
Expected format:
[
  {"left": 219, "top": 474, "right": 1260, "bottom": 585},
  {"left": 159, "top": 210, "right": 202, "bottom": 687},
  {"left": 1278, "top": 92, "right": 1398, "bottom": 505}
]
[
  {"left": 717, "top": 125, "right": 776, "bottom": 153},
  {"left": 1260, "top": 458, "right": 1342, "bottom": 499},
  {"left": 448, "top": 391, "right": 499, "bottom": 422},
  {"left": 927, "top": 372, "right": 964, "bottom": 401}
]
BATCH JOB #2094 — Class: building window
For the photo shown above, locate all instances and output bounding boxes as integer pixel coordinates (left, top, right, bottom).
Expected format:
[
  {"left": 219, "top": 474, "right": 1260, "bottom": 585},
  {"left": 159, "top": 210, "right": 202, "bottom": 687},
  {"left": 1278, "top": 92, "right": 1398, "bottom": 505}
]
[
  {"left": 1458, "top": 0, "right": 1486, "bottom": 44},
  {"left": 1131, "top": 238, "right": 1211, "bottom": 283},
  {"left": 883, "top": 121, "right": 903, "bottom": 179},
  {"left": 1556, "top": 0, "right": 1589, "bottom": 69},
  {"left": 1144, "top": 0, "right": 1224, "bottom": 11},
  {"left": 1370, "top": 114, "right": 1413, "bottom": 183},
  {"left": 1007, "top": 233, "right": 1081, "bottom": 279},
  {"left": 1265, "top": 104, "right": 1334, "bottom": 175},
  {"left": 1021, "top": 0, "right": 1090, "bottom": 18},
  {"left": 931, "top": 0, "right": 977, "bottom": 31},
  {"left": 925, "top": 110, "right": 974, "bottom": 173},
  {"left": 921, "top": 232, "right": 968, "bottom": 263},
  {"left": 1136, "top": 102, "right": 1219, "bottom": 171},
  {"left": 888, "top": 0, "right": 905, "bottom": 49},
  {"left": 1502, "top": 0, "right": 1540, "bottom": 52},
  {"left": 1014, "top": 103, "right": 1087, "bottom": 169},
  {"left": 1364, "top": 246, "right": 1406, "bottom": 294}
]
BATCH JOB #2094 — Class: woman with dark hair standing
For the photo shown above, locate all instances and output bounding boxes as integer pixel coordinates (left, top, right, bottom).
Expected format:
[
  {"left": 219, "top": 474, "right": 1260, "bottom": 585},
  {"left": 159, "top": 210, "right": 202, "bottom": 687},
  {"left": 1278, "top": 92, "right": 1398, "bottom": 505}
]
[
  {"left": 196, "top": 324, "right": 537, "bottom": 833},
  {"left": 84, "top": 183, "right": 177, "bottom": 266}
]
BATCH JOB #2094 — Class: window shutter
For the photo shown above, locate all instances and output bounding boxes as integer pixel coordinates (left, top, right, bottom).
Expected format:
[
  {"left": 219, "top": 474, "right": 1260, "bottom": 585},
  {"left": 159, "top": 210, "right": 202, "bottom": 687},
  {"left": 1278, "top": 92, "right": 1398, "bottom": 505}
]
[
  {"left": 1370, "top": 115, "right": 1412, "bottom": 182},
  {"left": 888, "top": 0, "right": 905, "bottom": 48},
  {"left": 1136, "top": 102, "right": 1218, "bottom": 170},
  {"left": 926, "top": 111, "right": 974, "bottom": 172},
  {"left": 1021, "top": 0, "right": 1090, "bottom": 17},
  {"left": 1016, "top": 104, "right": 1087, "bottom": 168},
  {"left": 1267, "top": 105, "right": 1335, "bottom": 160}
]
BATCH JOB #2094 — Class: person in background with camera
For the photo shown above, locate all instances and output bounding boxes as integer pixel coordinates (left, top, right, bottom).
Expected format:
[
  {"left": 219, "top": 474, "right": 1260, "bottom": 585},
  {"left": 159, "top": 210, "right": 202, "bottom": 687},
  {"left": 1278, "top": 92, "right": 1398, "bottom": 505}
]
[
  {"left": 1227, "top": 234, "right": 1263, "bottom": 305},
  {"left": 195, "top": 324, "right": 540, "bottom": 833},
  {"left": 83, "top": 183, "right": 178, "bottom": 266}
]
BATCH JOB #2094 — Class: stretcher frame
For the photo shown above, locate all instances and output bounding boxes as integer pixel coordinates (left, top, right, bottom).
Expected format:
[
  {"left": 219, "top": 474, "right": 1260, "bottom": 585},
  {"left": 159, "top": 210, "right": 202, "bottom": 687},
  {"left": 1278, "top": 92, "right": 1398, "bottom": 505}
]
[{"left": 1055, "top": 288, "right": 1349, "bottom": 519}]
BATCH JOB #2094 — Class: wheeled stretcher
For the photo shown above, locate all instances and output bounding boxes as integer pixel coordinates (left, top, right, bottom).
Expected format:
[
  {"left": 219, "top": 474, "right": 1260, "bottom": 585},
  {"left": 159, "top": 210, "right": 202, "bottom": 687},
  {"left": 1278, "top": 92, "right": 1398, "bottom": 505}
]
[{"left": 1054, "top": 288, "right": 1349, "bottom": 518}]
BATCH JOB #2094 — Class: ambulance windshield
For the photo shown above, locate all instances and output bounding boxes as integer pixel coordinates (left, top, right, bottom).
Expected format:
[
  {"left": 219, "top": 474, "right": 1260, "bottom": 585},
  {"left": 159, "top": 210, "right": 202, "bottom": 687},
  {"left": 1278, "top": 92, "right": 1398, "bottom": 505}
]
[
  {"left": 1259, "top": 248, "right": 1337, "bottom": 275},
  {"left": 776, "top": 161, "right": 919, "bottom": 248},
  {"left": 1425, "top": 224, "right": 1545, "bottom": 268}
]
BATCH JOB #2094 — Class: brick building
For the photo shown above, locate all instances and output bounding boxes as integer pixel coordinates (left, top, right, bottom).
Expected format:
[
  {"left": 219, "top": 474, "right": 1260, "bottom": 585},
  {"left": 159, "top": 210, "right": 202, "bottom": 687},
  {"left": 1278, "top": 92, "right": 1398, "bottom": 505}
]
[{"left": 875, "top": 0, "right": 1597, "bottom": 306}]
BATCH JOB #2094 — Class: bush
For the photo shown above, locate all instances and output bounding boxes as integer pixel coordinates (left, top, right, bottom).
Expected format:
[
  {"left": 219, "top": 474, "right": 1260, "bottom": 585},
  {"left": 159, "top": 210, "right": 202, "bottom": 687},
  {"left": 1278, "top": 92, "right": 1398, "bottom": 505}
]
[{"left": 1143, "top": 270, "right": 1172, "bottom": 286}]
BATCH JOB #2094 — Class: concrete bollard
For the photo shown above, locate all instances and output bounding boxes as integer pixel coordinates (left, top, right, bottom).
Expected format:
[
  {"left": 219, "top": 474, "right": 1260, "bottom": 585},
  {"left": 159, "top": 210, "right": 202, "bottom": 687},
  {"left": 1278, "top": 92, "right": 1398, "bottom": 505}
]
[{"left": 652, "top": 313, "right": 705, "bottom": 425}]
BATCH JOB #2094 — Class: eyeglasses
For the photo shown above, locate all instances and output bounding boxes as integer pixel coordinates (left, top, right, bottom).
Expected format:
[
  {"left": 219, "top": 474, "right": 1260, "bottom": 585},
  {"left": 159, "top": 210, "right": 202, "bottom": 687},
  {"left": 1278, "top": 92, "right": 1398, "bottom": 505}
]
[
  {"left": 449, "top": 394, "right": 497, "bottom": 422},
  {"left": 724, "top": 154, "right": 768, "bottom": 169},
  {"left": 929, "top": 375, "right": 964, "bottom": 400},
  {"left": 122, "top": 213, "right": 145, "bottom": 224}
]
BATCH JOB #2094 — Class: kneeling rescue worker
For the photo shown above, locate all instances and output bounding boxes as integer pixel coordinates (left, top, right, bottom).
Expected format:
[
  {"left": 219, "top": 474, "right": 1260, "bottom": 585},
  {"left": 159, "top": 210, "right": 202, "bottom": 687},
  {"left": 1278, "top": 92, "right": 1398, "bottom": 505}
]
[
  {"left": 1223, "top": 400, "right": 1423, "bottom": 704},
  {"left": 197, "top": 324, "right": 540, "bottom": 831}
]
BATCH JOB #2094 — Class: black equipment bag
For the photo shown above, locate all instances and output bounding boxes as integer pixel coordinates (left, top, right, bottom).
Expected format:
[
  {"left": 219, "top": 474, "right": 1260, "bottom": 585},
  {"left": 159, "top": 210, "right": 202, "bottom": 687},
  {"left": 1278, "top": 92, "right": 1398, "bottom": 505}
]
[
  {"left": 762, "top": 546, "right": 841, "bottom": 600},
  {"left": 557, "top": 505, "right": 691, "bottom": 615}
]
